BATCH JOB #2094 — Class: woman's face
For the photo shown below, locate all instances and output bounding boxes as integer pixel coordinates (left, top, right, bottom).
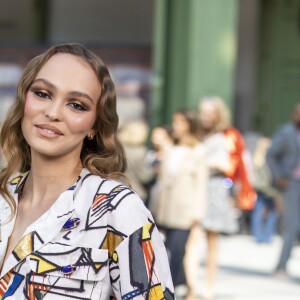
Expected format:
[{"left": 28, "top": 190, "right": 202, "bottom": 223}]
[
  {"left": 21, "top": 53, "right": 101, "bottom": 160},
  {"left": 172, "top": 113, "right": 190, "bottom": 139},
  {"left": 151, "top": 127, "right": 171, "bottom": 149},
  {"left": 199, "top": 101, "right": 218, "bottom": 130}
]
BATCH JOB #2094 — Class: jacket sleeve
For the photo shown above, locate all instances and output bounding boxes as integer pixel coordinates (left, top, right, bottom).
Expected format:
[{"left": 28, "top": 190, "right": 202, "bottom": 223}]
[
  {"left": 109, "top": 223, "right": 175, "bottom": 300},
  {"left": 105, "top": 189, "right": 174, "bottom": 299}
]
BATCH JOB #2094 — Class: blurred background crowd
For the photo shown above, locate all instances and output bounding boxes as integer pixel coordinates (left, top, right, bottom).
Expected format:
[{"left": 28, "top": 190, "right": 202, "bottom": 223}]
[
  {"left": 1, "top": 0, "right": 300, "bottom": 299},
  {"left": 120, "top": 98, "right": 300, "bottom": 300}
]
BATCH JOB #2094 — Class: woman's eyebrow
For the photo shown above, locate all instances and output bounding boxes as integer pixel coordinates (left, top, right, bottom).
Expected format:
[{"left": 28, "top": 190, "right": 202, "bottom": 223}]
[
  {"left": 68, "top": 91, "right": 94, "bottom": 103},
  {"left": 32, "top": 78, "right": 56, "bottom": 90},
  {"left": 32, "top": 78, "right": 94, "bottom": 103}
]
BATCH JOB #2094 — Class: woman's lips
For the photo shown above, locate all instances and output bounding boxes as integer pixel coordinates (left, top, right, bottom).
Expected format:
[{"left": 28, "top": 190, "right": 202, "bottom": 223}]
[{"left": 35, "top": 124, "right": 63, "bottom": 136}]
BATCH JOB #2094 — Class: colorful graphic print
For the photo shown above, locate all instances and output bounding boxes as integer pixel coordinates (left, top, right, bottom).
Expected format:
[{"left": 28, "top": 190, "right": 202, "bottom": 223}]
[
  {"left": 86, "top": 182, "right": 134, "bottom": 230},
  {"left": 0, "top": 169, "right": 174, "bottom": 299}
]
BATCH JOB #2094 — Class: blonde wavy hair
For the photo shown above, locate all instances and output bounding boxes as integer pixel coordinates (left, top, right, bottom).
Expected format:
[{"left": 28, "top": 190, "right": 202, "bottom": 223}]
[
  {"left": 0, "top": 43, "right": 127, "bottom": 220},
  {"left": 198, "top": 96, "right": 231, "bottom": 135}
]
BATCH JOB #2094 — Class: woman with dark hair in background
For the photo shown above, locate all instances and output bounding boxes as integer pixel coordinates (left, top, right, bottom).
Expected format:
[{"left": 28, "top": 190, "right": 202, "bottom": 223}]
[
  {"left": 0, "top": 43, "right": 174, "bottom": 299},
  {"left": 154, "top": 109, "right": 207, "bottom": 298}
]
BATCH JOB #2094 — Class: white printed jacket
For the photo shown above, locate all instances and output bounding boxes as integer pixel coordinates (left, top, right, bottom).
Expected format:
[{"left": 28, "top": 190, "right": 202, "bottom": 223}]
[{"left": 0, "top": 169, "right": 174, "bottom": 299}]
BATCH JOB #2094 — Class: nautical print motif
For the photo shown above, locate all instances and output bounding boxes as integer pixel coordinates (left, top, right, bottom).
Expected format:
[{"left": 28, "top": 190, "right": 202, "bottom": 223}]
[{"left": 0, "top": 169, "right": 174, "bottom": 299}]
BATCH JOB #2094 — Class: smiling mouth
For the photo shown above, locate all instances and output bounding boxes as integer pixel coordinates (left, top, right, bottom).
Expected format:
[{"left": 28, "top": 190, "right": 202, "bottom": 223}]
[
  {"left": 41, "top": 128, "right": 60, "bottom": 135},
  {"left": 36, "top": 125, "right": 63, "bottom": 135}
]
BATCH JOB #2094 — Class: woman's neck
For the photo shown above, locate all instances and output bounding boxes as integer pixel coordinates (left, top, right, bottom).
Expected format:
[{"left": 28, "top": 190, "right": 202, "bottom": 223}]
[{"left": 23, "top": 154, "right": 82, "bottom": 207}]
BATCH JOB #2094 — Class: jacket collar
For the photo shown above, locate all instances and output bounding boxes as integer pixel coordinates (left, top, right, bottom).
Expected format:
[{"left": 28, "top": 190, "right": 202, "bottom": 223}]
[{"left": 0, "top": 168, "right": 91, "bottom": 278}]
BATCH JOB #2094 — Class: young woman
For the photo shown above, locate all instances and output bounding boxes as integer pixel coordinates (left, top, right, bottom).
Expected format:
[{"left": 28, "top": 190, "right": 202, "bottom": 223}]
[
  {"left": 154, "top": 109, "right": 207, "bottom": 297},
  {"left": 198, "top": 97, "right": 239, "bottom": 299},
  {"left": 0, "top": 44, "right": 174, "bottom": 299}
]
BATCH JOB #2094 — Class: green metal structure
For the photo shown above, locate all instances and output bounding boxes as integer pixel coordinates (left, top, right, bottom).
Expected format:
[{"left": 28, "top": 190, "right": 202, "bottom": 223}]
[
  {"left": 151, "top": 0, "right": 239, "bottom": 126},
  {"left": 255, "top": 0, "right": 300, "bottom": 135}
]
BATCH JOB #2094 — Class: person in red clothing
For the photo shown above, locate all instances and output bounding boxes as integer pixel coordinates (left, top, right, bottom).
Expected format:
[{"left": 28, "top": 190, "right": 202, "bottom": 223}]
[
  {"left": 198, "top": 96, "right": 256, "bottom": 298},
  {"left": 224, "top": 127, "right": 257, "bottom": 213}
]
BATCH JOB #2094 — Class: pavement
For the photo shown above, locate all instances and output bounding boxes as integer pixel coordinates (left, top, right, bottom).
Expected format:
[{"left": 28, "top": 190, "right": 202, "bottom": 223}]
[{"left": 175, "top": 234, "right": 300, "bottom": 300}]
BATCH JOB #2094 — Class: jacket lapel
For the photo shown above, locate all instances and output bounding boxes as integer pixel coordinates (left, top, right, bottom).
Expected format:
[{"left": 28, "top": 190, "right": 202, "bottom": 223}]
[
  {"left": 0, "top": 214, "right": 14, "bottom": 274},
  {"left": 0, "top": 173, "right": 27, "bottom": 272},
  {"left": 0, "top": 170, "right": 89, "bottom": 278}
]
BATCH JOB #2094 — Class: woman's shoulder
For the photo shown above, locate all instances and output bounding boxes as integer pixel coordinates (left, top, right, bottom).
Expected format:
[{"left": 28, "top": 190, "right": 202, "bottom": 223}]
[
  {"left": 80, "top": 170, "right": 133, "bottom": 195},
  {"left": 79, "top": 169, "right": 153, "bottom": 235},
  {"left": 82, "top": 171, "right": 147, "bottom": 210}
]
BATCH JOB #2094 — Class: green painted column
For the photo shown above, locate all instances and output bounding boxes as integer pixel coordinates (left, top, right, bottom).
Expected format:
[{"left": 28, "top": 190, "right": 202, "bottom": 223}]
[
  {"left": 255, "top": 0, "right": 300, "bottom": 135},
  {"left": 152, "top": 0, "right": 239, "bottom": 125},
  {"left": 151, "top": 0, "right": 169, "bottom": 127}
]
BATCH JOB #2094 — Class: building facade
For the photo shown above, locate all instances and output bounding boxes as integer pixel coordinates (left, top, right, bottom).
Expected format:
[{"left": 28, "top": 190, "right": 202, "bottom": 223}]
[{"left": 0, "top": 0, "right": 299, "bottom": 135}]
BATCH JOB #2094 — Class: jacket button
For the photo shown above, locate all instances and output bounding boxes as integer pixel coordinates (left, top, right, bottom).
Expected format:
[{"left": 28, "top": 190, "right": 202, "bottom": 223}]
[
  {"left": 63, "top": 218, "right": 80, "bottom": 230},
  {"left": 62, "top": 264, "right": 77, "bottom": 275}
]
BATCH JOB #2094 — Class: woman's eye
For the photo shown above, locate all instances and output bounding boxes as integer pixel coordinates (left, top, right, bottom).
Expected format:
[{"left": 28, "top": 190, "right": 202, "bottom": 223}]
[
  {"left": 69, "top": 102, "right": 87, "bottom": 111},
  {"left": 34, "top": 90, "right": 51, "bottom": 99}
]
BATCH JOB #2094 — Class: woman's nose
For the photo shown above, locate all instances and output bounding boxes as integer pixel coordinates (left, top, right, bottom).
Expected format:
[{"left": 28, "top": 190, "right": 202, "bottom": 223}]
[{"left": 44, "top": 100, "right": 63, "bottom": 121}]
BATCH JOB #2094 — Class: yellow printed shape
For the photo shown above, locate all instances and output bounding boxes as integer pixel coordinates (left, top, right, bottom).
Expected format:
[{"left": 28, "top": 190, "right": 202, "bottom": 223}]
[
  {"left": 112, "top": 252, "right": 118, "bottom": 263},
  {"left": 142, "top": 223, "right": 154, "bottom": 241},
  {"left": 11, "top": 176, "right": 22, "bottom": 185},
  {"left": 30, "top": 255, "right": 58, "bottom": 273},
  {"left": 94, "top": 263, "right": 103, "bottom": 270},
  {"left": 149, "top": 284, "right": 164, "bottom": 300},
  {"left": 101, "top": 232, "right": 123, "bottom": 257},
  {"left": 13, "top": 233, "right": 33, "bottom": 261}
]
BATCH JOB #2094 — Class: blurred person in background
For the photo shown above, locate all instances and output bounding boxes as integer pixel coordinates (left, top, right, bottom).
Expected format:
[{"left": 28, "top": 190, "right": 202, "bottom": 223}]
[
  {"left": 149, "top": 125, "right": 173, "bottom": 163},
  {"left": 251, "top": 136, "right": 280, "bottom": 243},
  {"left": 224, "top": 127, "right": 256, "bottom": 234},
  {"left": 118, "top": 120, "right": 154, "bottom": 202},
  {"left": 267, "top": 102, "right": 300, "bottom": 278},
  {"left": 198, "top": 97, "right": 239, "bottom": 299},
  {"left": 146, "top": 125, "right": 173, "bottom": 217},
  {"left": 154, "top": 109, "right": 207, "bottom": 297}
]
